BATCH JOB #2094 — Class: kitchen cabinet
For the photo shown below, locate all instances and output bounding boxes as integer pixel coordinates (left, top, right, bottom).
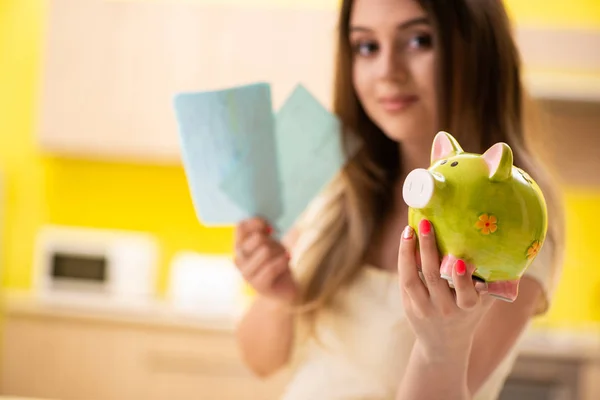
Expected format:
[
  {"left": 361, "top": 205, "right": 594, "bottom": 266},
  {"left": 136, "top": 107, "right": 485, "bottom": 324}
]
[
  {"left": 517, "top": 27, "right": 600, "bottom": 103},
  {"left": 0, "top": 294, "right": 291, "bottom": 400},
  {"left": 2, "top": 293, "right": 600, "bottom": 399},
  {"left": 536, "top": 99, "right": 600, "bottom": 186},
  {"left": 499, "top": 329, "right": 600, "bottom": 400},
  {"left": 36, "top": 0, "right": 337, "bottom": 163},
  {"left": 37, "top": 0, "right": 600, "bottom": 164}
]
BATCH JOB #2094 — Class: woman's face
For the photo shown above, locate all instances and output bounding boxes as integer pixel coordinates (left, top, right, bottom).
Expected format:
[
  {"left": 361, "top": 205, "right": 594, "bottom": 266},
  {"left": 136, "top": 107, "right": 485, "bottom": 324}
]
[{"left": 349, "top": 0, "right": 437, "bottom": 144}]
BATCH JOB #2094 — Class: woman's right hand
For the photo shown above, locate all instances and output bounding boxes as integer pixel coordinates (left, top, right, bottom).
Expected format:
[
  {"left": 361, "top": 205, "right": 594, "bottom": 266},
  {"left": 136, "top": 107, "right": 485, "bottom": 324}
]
[{"left": 234, "top": 217, "right": 298, "bottom": 304}]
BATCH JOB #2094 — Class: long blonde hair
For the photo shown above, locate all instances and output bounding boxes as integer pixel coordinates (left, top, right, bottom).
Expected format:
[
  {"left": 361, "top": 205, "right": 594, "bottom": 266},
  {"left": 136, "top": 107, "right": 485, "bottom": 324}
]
[{"left": 292, "top": 0, "right": 565, "bottom": 331}]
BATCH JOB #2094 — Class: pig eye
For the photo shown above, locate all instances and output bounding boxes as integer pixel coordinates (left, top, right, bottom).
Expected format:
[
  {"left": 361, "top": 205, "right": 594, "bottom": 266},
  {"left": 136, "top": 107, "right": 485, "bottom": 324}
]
[
  {"left": 440, "top": 160, "right": 448, "bottom": 165},
  {"left": 451, "top": 161, "right": 459, "bottom": 167}
]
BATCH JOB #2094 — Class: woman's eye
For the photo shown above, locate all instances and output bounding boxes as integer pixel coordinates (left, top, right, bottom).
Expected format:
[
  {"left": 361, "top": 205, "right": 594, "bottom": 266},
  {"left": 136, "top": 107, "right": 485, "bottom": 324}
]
[
  {"left": 353, "top": 41, "right": 379, "bottom": 57},
  {"left": 408, "top": 33, "right": 433, "bottom": 49}
]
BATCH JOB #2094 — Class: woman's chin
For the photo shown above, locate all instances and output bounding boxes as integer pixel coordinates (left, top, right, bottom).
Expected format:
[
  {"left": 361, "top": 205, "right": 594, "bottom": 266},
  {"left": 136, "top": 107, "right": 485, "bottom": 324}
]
[{"left": 377, "top": 118, "right": 433, "bottom": 144}]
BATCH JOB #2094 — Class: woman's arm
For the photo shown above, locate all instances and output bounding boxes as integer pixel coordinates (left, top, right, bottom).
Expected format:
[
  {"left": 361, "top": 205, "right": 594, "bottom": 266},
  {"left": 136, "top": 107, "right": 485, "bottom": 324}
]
[
  {"left": 467, "top": 276, "right": 541, "bottom": 393},
  {"left": 396, "top": 222, "right": 544, "bottom": 399},
  {"left": 235, "top": 226, "right": 301, "bottom": 378},
  {"left": 397, "top": 276, "right": 542, "bottom": 399},
  {"left": 235, "top": 295, "right": 296, "bottom": 378},
  {"left": 398, "top": 340, "right": 472, "bottom": 400}
]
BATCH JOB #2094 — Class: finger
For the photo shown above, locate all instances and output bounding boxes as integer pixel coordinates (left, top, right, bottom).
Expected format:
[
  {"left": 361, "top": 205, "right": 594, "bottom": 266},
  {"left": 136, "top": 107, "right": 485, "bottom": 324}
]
[
  {"left": 236, "top": 217, "right": 272, "bottom": 245},
  {"left": 239, "top": 232, "right": 271, "bottom": 260},
  {"left": 398, "top": 225, "right": 429, "bottom": 307},
  {"left": 239, "top": 245, "right": 271, "bottom": 281},
  {"left": 474, "top": 280, "right": 489, "bottom": 295},
  {"left": 418, "top": 219, "right": 454, "bottom": 306},
  {"left": 240, "top": 240, "right": 283, "bottom": 279},
  {"left": 439, "top": 254, "right": 455, "bottom": 281},
  {"left": 242, "top": 238, "right": 287, "bottom": 279},
  {"left": 452, "top": 259, "right": 480, "bottom": 310},
  {"left": 253, "top": 252, "right": 291, "bottom": 292},
  {"left": 415, "top": 245, "right": 422, "bottom": 269}
]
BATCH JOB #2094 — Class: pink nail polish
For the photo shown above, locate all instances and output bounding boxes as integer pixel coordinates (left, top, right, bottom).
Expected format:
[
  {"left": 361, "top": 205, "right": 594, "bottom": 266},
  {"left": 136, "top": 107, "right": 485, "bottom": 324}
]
[
  {"left": 419, "top": 219, "right": 432, "bottom": 236},
  {"left": 456, "top": 259, "right": 466, "bottom": 276}
]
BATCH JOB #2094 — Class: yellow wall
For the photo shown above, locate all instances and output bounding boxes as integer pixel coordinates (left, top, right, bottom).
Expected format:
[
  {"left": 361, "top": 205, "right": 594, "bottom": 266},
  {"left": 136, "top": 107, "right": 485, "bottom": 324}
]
[
  {"left": 43, "top": 158, "right": 234, "bottom": 293},
  {"left": 504, "top": 0, "right": 600, "bottom": 28},
  {"left": 0, "top": 0, "right": 234, "bottom": 293},
  {"left": 538, "top": 189, "right": 600, "bottom": 327},
  {"left": 0, "top": 0, "right": 49, "bottom": 290},
  {"left": 1, "top": 1, "right": 599, "bottom": 325}
]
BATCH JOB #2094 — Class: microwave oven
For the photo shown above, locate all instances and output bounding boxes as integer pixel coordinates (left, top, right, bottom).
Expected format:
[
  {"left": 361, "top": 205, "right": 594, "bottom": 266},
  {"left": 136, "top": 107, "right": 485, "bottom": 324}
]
[{"left": 33, "top": 225, "right": 159, "bottom": 303}]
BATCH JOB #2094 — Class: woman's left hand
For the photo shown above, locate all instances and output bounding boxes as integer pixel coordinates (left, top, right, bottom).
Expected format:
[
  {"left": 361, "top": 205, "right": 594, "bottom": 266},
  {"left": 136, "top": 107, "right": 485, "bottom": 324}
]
[{"left": 398, "top": 219, "right": 494, "bottom": 363}]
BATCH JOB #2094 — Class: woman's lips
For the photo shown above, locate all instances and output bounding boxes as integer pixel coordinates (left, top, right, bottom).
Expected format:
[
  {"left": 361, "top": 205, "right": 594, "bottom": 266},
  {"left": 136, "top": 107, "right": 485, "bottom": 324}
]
[{"left": 379, "top": 95, "right": 419, "bottom": 112}]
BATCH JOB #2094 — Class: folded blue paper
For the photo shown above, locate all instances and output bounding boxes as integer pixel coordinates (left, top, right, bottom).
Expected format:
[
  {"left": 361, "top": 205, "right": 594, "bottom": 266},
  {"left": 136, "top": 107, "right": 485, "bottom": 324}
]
[
  {"left": 174, "top": 82, "right": 359, "bottom": 237},
  {"left": 174, "top": 82, "right": 281, "bottom": 225},
  {"left": 220, "top": 84, "right": 357, "bottom": 236}
]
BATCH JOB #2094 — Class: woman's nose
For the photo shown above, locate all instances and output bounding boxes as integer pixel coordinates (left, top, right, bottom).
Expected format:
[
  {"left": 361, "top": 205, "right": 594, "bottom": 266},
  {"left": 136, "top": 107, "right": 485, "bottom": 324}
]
[{"left": 375, "top": 47, "right": 408, "bottom": 83}]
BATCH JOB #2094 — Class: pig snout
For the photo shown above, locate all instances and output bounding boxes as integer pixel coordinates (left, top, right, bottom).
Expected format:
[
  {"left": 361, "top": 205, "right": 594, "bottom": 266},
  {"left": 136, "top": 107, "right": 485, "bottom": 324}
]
[{"left": 402, "top": 168, "right": 435, "bottom": 209}]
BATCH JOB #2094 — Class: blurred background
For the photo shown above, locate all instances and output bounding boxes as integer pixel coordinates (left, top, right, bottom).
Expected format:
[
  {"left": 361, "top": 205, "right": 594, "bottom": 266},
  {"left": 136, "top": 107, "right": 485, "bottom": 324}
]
[{"left": 0, "top": 0, "right": 599, "bottom": 399}]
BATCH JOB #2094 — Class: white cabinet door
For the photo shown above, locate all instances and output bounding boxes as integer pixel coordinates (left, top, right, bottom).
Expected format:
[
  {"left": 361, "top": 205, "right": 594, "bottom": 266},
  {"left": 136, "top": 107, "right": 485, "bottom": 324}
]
[
  {"left": 1, "top": 316, "right": 146, "bottom": 399},
  {"left": 37, "top": 0, "right": 338, "bottom": 163},
  {"left": 0, "top": 312, "right": 290, "bottom": 400},
  {"left": 38, "top": 1, "right": 600, "bottom": 164}
]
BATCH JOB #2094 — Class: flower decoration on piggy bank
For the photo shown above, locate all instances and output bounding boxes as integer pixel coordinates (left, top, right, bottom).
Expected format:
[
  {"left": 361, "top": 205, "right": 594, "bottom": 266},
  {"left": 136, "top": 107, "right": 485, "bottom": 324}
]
[{"left": 402, "top": 131, "right": 548, "bottom": 302}]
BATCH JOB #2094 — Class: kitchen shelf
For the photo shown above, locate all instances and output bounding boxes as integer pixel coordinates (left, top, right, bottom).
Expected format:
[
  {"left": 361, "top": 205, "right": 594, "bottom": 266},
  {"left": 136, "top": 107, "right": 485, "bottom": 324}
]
[{"left": 525, "top": 70, "right": 600, "bottom": 102}]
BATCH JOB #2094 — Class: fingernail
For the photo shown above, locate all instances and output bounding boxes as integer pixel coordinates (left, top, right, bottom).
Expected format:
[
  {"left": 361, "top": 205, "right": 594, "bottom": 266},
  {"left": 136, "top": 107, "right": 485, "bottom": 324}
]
[
  {"left": 455, "top": 259, "right": 466, "bottom": 276},
  {"left": 266, "top": 225, "right": 273, "bottom": 235},
  {"left": 475, "top": 281, "right": 488, "bottom": 294},
  {"left": 419, "top": 219, "right": 432, "bottom": 236},
  {"left": 402, "top": 225, "right": 414, "bottom": 240}
]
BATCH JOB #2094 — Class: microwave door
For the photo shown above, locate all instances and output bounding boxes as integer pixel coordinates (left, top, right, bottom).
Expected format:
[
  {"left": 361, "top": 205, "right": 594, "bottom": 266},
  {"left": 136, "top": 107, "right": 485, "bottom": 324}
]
[{"left": 51, "top": 253, "right": 108, "bottom": 293}]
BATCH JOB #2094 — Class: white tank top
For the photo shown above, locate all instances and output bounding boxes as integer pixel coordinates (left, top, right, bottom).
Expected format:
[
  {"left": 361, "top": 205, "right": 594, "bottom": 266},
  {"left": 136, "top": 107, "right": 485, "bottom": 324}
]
[{"left": 281, "top": 197, "right": 556, "bottom": 400}]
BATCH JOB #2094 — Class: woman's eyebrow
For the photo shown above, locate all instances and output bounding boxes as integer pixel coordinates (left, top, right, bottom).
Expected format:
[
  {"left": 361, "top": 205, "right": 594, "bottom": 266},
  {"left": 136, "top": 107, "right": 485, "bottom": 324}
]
[{"left": 350, "top": 16, "right": 430, "bottom": 33}]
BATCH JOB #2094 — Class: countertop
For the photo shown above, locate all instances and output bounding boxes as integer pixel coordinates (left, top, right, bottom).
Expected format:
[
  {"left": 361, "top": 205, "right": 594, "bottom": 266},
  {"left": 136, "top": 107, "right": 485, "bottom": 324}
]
[
  {"left": 3, "top": 291, "right": 600, "bottom": 362},
  {"left": 517, "top": 325, "right": 600, "bottom": 362},
  {"left": 1, "top": 291, "right": 242, "bottom": 333}
]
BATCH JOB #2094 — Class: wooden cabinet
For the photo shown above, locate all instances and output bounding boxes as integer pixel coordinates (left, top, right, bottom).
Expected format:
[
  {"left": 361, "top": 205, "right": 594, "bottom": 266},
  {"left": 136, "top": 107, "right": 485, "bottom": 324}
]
[
  {"left": 501, "top": 355, "right": 593, "bottom": 400},
  {"left": 37, "top": 0, "right": 337, "bottom": 163},
  {"left": 536, "top": 100, "right": 600, "bottom": 186},
  {"left": 37, "top": 1, "right": 600, "bottom": 164},
  {"left": 2, "top": 294, "right": 600, "bottom": 400},
  {"left": 0, "top": 297, "right": 290, "bottom": 400},
  {"left": 501, "top": 330, "right": 600, "bottom": 400}
]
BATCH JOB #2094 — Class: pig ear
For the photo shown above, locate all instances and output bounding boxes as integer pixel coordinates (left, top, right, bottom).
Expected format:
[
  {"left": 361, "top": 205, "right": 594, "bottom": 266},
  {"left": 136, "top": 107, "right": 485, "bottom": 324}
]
[
  {"left": 482, "top": 142, "right": 513, "bottom": 181},
  {"left": 430, "top": 131, "right": 464, "bottom": 165}
]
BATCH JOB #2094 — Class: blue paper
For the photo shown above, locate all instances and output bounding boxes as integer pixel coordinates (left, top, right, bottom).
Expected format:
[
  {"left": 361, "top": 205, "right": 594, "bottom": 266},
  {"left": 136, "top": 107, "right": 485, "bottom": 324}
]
[
  {"left": 220, "top": 84, "right": 360, "bottom": 236},
  {"left": 173, "top": 82, "right": 281, "bottom": 226},
  {"left": 272, "top": 85, "right": 352, "bottom": 234},
  {"left": 175, "top": 82, "right": 359, "bottom": 236}
]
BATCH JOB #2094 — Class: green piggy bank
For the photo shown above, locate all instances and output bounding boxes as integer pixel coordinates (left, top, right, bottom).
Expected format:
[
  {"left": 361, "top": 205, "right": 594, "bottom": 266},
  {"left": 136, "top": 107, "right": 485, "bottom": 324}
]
[{"left": 402, "top": 131, "right": 548, "bottom": 302}]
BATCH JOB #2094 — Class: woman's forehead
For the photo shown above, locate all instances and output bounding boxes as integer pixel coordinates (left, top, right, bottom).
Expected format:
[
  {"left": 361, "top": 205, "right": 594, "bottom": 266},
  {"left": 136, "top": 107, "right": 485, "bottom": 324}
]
[{"left": 349, "top": 0, "right": 428, "bottom": 28}]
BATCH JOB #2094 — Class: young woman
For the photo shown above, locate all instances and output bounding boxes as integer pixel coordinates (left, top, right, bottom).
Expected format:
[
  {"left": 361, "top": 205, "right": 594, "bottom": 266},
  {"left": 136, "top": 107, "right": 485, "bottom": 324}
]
[{"left": 233, "top": 0, "right": 564, "bottom": 399}]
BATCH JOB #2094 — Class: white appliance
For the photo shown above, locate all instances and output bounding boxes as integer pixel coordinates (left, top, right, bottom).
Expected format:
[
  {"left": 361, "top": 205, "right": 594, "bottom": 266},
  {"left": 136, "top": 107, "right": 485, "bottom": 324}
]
[
  {"left": 33, "top": 225, "right": 159, "bottom": 304},
  {"left": 167, "top": 251, "right": 245, "bottom": 319}
]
